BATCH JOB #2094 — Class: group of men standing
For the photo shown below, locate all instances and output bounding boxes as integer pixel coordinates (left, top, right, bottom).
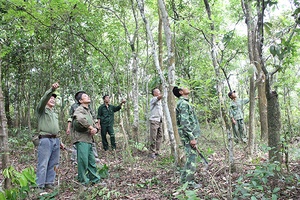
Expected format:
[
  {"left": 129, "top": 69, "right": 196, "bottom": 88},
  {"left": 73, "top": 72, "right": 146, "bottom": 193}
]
[
  {"left": 35, "top": 82, "right": 248, "bottom": 192},
  {"left": 35, "top": 82, "right": 125, "bottom": 191}
]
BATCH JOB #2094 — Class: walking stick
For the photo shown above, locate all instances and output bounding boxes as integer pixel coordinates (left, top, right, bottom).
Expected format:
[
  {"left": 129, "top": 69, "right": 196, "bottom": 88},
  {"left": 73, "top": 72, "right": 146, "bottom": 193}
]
[{"left": 194, "top": 146, "right": 209, "bottom": 166}]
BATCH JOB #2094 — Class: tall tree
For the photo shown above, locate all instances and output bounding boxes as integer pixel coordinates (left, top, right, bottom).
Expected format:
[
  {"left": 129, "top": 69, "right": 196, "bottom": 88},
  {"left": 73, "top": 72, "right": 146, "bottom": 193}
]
[
  {"left": 136, "top": 0, "right": 178, "bottom": 165},
  {"left": 242, "top": 0, "right": 299, "bottom": 162},
  {"left": 158, "top": 0, "right": 184, "bottom": 164},
  {"left": 241, "top": 0, "right": 268, "bottom": 143},
  {"left": 0, "top": 55, "right": 10, "bottom": 189}
]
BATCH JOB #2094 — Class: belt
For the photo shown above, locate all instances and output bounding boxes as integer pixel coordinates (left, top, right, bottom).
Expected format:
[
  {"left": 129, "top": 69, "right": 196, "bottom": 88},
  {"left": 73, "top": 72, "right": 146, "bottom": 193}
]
[{"left": 39, "top": 134, "right": 57, "bottom": 139}]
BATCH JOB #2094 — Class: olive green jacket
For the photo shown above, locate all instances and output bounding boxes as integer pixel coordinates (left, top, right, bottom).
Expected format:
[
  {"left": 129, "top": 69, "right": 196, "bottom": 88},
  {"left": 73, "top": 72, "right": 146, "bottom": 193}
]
[
  {"left": 36, "top": 88, "right": 59, "bottom": 135},
  {"left": 72, "top": 105, "right": 96, "bottom": 144},
  {"left": 97, "top": 104, "right": 121, "bottom": 126}
]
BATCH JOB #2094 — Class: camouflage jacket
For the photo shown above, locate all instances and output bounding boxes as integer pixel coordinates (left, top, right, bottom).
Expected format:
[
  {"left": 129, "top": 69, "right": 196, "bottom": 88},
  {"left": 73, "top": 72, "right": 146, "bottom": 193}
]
[
  {"left": 229, "top": 98, "right": 249, "bottom": 120},
  {"left": 176, "top": 97, "right": 201, "bottom": 142}
]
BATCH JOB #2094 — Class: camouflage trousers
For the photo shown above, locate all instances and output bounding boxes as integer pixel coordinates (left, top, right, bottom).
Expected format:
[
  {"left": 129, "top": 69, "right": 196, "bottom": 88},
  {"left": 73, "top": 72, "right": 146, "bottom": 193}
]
[
  {"left": 232, "top": 119, "right": 246, "bottom": 142},
  {"left": 180, "top": 142, "right": 197, "bottom": 184}
]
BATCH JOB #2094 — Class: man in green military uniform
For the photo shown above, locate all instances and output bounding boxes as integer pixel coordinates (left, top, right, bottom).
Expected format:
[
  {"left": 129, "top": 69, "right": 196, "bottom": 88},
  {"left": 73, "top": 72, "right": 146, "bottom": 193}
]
[
  {"left": 72, "top": 91, "right": 101, "bottom": 185},
  {"left": 173, "top": 86, "right": 201, "bottom": 189},
  {"left": 228, "top": 90, "right": 249, "bottom": 143},
  {"left": 97, "top": 95, "right": 126, "bottom": 151}
]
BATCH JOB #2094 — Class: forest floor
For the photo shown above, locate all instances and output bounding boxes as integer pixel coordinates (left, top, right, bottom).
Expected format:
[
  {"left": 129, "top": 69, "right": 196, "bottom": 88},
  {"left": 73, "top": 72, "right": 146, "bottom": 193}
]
[{"left": 2, "top": 133, "right": 300, "bottom": 200}]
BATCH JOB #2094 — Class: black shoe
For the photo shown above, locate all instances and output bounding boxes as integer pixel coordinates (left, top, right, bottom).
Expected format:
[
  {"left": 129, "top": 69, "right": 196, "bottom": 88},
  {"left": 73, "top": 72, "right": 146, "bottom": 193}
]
[{"left": 45, "top": 184, "right": 55, "bottom": 189}]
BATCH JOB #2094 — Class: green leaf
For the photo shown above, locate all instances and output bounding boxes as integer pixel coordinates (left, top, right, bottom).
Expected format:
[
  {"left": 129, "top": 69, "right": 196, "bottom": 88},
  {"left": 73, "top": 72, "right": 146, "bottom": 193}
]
[
  {"left": 19, "top": 175, "right": 28, "bottom": 187},
  {"left": 272, "top": 194, "right": 278, "bottom": 200},
  {"left": 270, "top": 45, "right": 277, "bottom": 56},
  {"left": 251, "top": 196, "right": 257, "bottom": 200},
  {"left": 272, "top": 187, "right": 280, "bottom": 193},
  {"left": 0, "top": 192, "right": 6, "bottom": 200},
  {"left": 98, "top": 164, "right": 109, "bottom": 179}
]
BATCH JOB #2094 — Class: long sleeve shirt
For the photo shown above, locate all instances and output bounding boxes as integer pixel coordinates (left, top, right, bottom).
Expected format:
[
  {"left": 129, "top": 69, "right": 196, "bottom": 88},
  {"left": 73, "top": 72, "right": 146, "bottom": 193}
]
[
  {"left": 97, "top": 104, "right": 121, "bottom": 126},
  {"left": 149, "top": 96, "right": 163, "bottom": 122},
  {"left": 229, "top": 98, "right": 249, "bottom": 120},
  {"left": 36, "top": 88, "right": 59, "bottom": 135},
  {"left": 176, "top": 97, "right": 201, "bottom": 142},
  {"left": 73, "top": 105, "right": 95, "bottom": 144}
]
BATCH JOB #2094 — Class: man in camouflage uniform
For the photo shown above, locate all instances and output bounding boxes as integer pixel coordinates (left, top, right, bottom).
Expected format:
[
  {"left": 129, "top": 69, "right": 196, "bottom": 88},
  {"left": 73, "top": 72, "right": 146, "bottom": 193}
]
[
  {"left": 72, "top": 91, "right": 101, "bottom": 185},
  {"left": 173, "top": 86, "right": 201, "bottom": 189},
  {"left": 66, "top": 91, "right": 99, "bottom": 163},
  {"left": 97, "top": 95, "right": 126, "bottom": 151},
  {"left": 228, "top": 90, "right": 249, "bottom": 143}
]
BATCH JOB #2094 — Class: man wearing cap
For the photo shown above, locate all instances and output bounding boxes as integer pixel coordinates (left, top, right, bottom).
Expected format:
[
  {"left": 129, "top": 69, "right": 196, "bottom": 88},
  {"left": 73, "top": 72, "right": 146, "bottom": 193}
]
[
  {"left": 149, "top": 88, "right": 163, "bottom": 159},
  {"left": 36, "top": 82, "right": 61, "bottom": 190},
  {"left": 97, "top": 95, "right": 126, "bottom": 151},
  {"left": 173, "top": 86, "right": 201, "bottom": 189},
  {"left": 72, "top": 91, "right": 101, "bottom": 185},
  {"left": 66, "top": 91, "right": 99, "bottom": 164},
  {"left": 228, "top": 90, "right": 249, "bottom": 143}
]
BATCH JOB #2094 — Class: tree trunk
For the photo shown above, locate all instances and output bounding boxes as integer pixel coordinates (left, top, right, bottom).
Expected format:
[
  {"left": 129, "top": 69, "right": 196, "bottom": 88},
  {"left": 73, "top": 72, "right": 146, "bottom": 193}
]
[
  {"left": 241, "top": 0, "right": 268, "bottom": 145},
  {"left": 158, "top": 0, "right": 183, "bottom": 165},
  {"left": 267, "top": 90, "right": 282, "bottom": 162},
  {"left": 157, "top": 6, "right": 169, "bottom": 142},
  {"left": 248, "top": 67, "right": 256, "bottom": 155},
  {"left": 131, "top": 53, "right": 139, "bottom": 141},
  {"left": 258, "top": 80, "right": 268, "bottom": 142},
  {"left": 202, "top": 0, "right": 235, "bottom": 174},
  {"left": 0, "top": 58, "right": 11, "bottom": 189},
  {"left": 136, "top": 0, "right": 178, "bottom": 165},
  {"left": 3, "top": 81, "right": 12, "bottom": 128}
]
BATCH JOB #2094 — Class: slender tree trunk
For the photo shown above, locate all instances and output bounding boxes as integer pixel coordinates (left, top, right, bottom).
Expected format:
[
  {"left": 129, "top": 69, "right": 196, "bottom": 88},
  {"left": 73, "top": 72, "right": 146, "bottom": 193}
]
[
  {"left": 248, "top": 67, "right": 256, "bottom": 155},
  {"left": 131, "top": 54, "right": 139, "bottom": 141},
  {"left": 0, "top": 58, "right": 11, "bottom": 189},
  {"left": 202, "top": 0, "right": 235, "bottom": 172},
  {"left": 157, "top": 2, "right": 169, "bottom": 143},
  {"left": 241, "top": 0, "right": 268, "bottom": 145},
  {"left": 136, "top": 0, "right": 178, "bottom": 165},
  {"left": 258, "top": 80, "right": 268, "bottom": 141},
  {"left": 158, "top": 0, "right": 183, "bottom": 164},
  {"left": 3, "top": 80, "right": 12, "bottom": 128},
  {"left": 14, "top": 75, "right": 20, "bottom": 130}
]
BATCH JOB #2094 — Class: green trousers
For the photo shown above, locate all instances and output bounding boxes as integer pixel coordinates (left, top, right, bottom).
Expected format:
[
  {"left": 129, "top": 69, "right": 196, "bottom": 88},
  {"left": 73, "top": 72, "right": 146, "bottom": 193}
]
[
  {"left": 232, "top": 119, "right": 246, "bottom": 142},
  {"left": 180, "top": 142, "right": 197, "bottom": 184},
  {"left": 75, "top": 142, "right": 100, "bottom": 185},
  {"left": 100, "top": 125, "right": 115, "bottom": 151}
]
